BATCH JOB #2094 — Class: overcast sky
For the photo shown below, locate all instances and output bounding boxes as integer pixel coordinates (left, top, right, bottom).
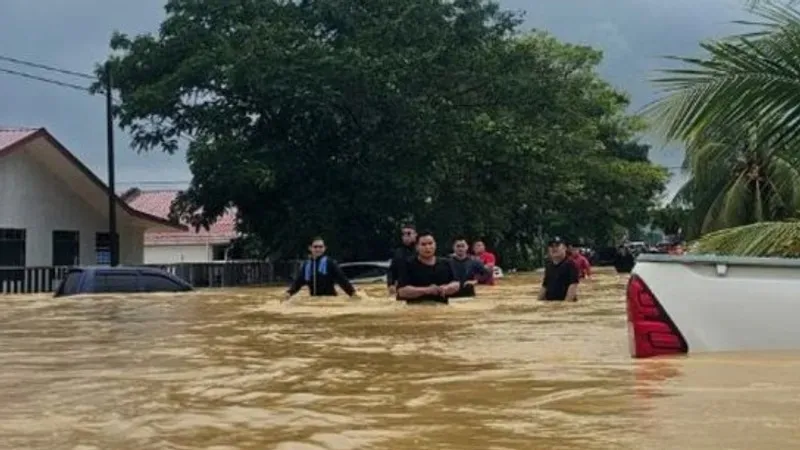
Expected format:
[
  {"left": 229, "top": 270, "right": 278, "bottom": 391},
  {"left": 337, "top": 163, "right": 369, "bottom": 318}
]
[{"left": 0, "top": 0, "right": 750, "bottom": 194}]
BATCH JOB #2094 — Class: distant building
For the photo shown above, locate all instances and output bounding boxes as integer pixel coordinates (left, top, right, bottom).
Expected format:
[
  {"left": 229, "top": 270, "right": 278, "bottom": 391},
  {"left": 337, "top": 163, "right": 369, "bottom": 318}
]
[
  {"left": 124, "top": 189, "right": 238, "bottom": 264},
  {"left": 0, "top": 127, "right": 184, "bottom": 267}
]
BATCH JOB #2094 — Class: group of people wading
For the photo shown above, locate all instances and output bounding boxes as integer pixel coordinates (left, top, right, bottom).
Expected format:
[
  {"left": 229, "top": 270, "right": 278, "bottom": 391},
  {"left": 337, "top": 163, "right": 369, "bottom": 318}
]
[{"left": 284, "top": 223, "right": 593, "bottom": 305}]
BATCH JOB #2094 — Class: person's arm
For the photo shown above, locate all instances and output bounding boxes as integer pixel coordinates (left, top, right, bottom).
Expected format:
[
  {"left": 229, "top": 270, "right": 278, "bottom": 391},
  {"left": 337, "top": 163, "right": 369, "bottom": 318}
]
[
  {"left": 465, "top": 260, "right": 486, "bottom": 285},
  {"left": 438, "top": 260, "right": 461, "bottom": 296},
  {"left": 474, "top": 260, "right": 490, "bottom": 276},
  {"left": 285, "top": 262, "right": 306, "bottom": 299},
  {"left": 538, "top": 265, "right": 550, "bottom": 299},
  {"left": 397, "top": 283, "right": 437, "bottom": 299},
  {"left": 387, "top": 251, "right": 399, "bottom": 288},
  {"left": 329, "top": 260, "right": 357, "bottom": 296},
  {"left": 565, "top": 263, "right": 580, "bottom": 301},
  {"left": 482, "top": 253, "right": 496, "bottom": 270}
]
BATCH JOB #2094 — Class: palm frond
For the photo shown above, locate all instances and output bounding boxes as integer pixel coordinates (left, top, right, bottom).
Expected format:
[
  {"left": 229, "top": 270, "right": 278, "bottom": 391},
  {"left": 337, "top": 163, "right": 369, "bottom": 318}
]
[
  {"left": 645, "top": 2, "right": 800, "bottom": 149},
  {"left": 692, "top": 220, "right": 800, "bottom": 257}
]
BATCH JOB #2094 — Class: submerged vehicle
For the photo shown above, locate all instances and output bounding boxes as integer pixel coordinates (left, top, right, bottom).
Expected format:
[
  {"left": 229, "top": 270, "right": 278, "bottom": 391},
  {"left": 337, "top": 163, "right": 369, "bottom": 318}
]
[
  {"left": 627, "top": 254, "right": 800, "bottom": 358},
  {"left": 54, "top": 266, "right": 193, "bottom": 297}
]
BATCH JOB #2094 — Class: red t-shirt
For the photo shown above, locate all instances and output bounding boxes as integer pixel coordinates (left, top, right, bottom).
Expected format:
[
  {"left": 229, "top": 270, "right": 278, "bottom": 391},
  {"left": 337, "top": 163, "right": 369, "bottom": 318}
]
[
  {"left": 476, "top": 252, "right": 496, "bottom": 285},
  {"left": 570, "top": 253, "right": 591, "bottom": 278}
]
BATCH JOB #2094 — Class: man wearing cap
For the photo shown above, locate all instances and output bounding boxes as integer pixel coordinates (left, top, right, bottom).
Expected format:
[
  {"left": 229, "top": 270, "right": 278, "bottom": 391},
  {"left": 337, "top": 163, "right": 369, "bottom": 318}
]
[{"left": 538, "top": 236, "right": 580, "bottom": 301}]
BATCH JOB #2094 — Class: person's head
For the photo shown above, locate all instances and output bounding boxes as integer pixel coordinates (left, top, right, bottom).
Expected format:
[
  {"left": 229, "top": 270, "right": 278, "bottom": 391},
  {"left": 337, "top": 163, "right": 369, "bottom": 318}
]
[
  {"left": 308, "top": 236, "right": 326, "bottom": 258},
  {"left": 416, "top": 231, "right": 437, "bottom": 258},
  {"left": 547, "top": 236, "right": 568, "bottom": 261},
  {"left": 401, "top": 223, "right": 417, "bottom": 246},
  {"left": 619, "top": 245, "right": 630, "bottom": 255},
  {"left": 452, "top": 237, "right": 469, "bottom": 258},
  {"left": 473, "top": 240, "right": 486, "bottom": 255}
]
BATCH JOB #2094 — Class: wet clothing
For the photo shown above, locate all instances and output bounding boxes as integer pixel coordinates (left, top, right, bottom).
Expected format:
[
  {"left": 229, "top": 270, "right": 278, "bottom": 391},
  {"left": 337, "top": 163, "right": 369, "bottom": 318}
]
[
  {"left": 287, "top": 256, "right": 356, "bottom": 296},
  {"left": 475, "top": 252, "right": 496, "bottom": 285},
  {"left": 542, "top": 258, "right": 579, "bottom": 301},
  {"left": 614, "top": 252, "right": 635, "bottom": 274},
  {"left": 388, "top": 244, "right": 415, "bottom": 287},
  {"left": 450, "top": 256, "right": 489, "bottom": 297},
  {"left": 569, "top": 252, "right": 592, "bottom": 278},
  {"left": 397, "top": 257, "right": 457, "bottom": 305}
]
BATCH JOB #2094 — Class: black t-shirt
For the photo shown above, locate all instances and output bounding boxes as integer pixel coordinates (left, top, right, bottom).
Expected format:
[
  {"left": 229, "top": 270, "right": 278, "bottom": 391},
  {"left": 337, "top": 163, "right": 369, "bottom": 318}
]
[
  {"left": 614, "top": 253, "right": 635, "bottom": 273},
  {"left": 542, "top": 259, "right": 579, "bottom": 301},
  {"left": 397, "top": 257, "right": 456, "bottom": 303}
]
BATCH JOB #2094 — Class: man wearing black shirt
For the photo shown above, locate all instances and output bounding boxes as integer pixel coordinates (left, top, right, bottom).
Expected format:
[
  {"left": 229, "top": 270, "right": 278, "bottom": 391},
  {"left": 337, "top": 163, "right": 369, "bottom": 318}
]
[
  {"left": 387, "top": 224, "right": 417, "bottom": 295},
  {"left": 613, "top": 246, "right": 636, "bottom": 274},
  {"left": 538, "top": 236, "right": 579, "bottom": 301},
  {"left": 397, "top": 231, "right": 460, "bottom": 305}
]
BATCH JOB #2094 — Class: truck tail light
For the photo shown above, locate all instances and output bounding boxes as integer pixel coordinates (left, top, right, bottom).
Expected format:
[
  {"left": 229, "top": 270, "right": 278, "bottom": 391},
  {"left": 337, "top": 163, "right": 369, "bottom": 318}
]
[{"left": 626, "top": 275, "right": 688, "bottom": 358}]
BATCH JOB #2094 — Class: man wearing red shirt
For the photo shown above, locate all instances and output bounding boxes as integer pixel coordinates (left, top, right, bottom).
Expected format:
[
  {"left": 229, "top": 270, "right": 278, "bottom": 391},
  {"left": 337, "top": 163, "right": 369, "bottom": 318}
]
[
  {"left": 567, "top": 243, "right": 592, "bottom": 279},
  {"left": 472, "top": 240, "right": 497, "bottom": 285}
]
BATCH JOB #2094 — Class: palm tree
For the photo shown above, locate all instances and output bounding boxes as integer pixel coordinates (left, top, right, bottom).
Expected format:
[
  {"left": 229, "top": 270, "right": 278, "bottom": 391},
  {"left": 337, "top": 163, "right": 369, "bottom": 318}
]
[
  {"left": 647, "top": 1, "right": 800, "bottom": 255},
  {"left": 674, "top": 125, "right": 800, "bottom": 235},
  {"left": 647, "top": 2, "right": 800, "bottom": 148}
]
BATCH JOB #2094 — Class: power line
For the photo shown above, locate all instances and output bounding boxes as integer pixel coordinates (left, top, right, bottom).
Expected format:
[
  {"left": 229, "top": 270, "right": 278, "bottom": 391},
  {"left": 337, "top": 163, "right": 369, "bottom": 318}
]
[
  {"left": 0, "top": 67, "right": 90, "bottom": 92},
  {"left": 116, "top": 180, "right": 191, "bottom": 186},
  {"left": 0, "top": 54, "right": 95, "bottom": 80}
]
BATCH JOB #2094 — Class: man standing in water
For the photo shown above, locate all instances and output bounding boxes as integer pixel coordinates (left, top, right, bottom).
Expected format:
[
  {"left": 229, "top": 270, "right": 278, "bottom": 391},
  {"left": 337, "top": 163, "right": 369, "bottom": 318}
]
[
  {"left": 397, "top": 231, "right": 460, "bottom": 305},
  {"left": 284, "top": 237, "right": 359, "bottom": 301},
  {"left": 472, "top": 240, "right": 497, "bottom": 285},
  {"left": 538, "top": 237, "right": 579, "bottom": 301},
  {"left": 567, "top": 243, "right": 592, "bottom": 279},
  {"left": 387, "top": 224, "right": 417, "bottom": 295},
  {"left": 450, "top": 237, "right": 489, "bottom": 297}
]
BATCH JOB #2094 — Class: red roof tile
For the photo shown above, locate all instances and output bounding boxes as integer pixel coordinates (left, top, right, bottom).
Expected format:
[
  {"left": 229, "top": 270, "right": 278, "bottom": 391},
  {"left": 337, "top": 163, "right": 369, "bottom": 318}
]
[
  {"left": 126, "top": 189, "right": 238, "bottom": 246},
  {"left": 0, "top": 127, "right": 38, "bottom": 155}
]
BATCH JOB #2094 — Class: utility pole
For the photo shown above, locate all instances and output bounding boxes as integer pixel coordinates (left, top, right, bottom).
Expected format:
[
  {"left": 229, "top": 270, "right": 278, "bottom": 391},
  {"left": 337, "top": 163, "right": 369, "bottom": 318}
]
[{"left": 105, "top": 61, "right": 118, "bottom": 266}]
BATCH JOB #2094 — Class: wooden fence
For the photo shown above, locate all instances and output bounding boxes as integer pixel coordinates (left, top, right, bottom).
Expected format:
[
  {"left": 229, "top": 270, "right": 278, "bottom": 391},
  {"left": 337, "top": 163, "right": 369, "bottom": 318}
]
[{"left": 0, "top": 260, "right": 303, "bottom": 295}]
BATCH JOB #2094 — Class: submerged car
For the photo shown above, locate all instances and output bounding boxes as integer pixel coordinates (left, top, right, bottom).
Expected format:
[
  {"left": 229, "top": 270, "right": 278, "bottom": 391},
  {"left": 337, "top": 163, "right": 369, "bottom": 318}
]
[
  {"left": 338, "top": 261, "right": 391, "bottom": 284},
  {"left": 339, "top": 260, "right": 504, "bottom": 284},
  {"left": 627, "top": 253, "right": 800, "bottom": 358},
  {"left": 54, "top": 266, "right": 193, "bottom": 297}
]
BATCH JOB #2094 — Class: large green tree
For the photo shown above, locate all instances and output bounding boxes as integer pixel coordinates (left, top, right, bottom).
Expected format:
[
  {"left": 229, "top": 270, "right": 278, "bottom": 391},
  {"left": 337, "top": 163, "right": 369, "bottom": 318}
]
[{"left": 102, "top": 0, "right": 665, "bottom": 264}]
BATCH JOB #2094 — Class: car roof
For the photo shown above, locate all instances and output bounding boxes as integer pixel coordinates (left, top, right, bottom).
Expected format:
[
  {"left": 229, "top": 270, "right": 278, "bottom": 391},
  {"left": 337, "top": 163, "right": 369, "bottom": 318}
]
[
  {"left": 69, "top": 266, "right": 175, "bottom": 275},
  {"left": 339, "top": 261, "right": 391, "bottom": 268}
]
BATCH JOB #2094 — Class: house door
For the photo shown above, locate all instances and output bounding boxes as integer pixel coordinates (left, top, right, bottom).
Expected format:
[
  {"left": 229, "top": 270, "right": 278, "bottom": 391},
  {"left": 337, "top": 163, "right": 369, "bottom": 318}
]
[{"left": 52, "top": 230, "right": 80, "bottom": 266}]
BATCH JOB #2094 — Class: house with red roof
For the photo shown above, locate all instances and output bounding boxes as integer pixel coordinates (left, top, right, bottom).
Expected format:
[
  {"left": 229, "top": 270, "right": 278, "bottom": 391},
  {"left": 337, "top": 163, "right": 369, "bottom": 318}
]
[
  {"left": 123, "top": 189, "right": 238, "bottom": 263},
  {"left": 0, "top": 127, "right": 185, "bottom": 267}
]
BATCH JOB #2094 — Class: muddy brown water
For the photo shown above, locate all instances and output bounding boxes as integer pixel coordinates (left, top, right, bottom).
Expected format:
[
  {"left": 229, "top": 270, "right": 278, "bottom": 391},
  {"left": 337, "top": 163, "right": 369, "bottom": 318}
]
[{"left": 0, "top": 269, "right": 799, "bottom": 449}]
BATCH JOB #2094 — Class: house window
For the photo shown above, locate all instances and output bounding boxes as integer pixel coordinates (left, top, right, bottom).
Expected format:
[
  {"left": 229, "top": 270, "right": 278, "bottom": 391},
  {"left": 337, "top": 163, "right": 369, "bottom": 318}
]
[
  {"left": 212, "top": 244, "right": 228, "bottom": 261},
  {"left": 95, "top": 232, "right": 111, "bottom": 265},
  {"left": 53, "top": 230, "right": 80, "bottom": 266},
  {"left": 0, "top": 228, "right": 25, "bottom": 267}
]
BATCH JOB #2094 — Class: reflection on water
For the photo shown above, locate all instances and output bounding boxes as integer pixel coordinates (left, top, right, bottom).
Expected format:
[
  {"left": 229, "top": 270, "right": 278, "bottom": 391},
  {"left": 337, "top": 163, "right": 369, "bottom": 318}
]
[{"left": 0, "top": 270, "right": 798, "bottom": 449}]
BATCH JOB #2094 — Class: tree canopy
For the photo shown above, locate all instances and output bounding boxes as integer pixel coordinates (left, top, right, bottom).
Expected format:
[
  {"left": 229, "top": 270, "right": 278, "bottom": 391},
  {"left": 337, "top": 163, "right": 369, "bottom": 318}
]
[{"left": 102, "top": 0, "right": 667, "bottom": 265}]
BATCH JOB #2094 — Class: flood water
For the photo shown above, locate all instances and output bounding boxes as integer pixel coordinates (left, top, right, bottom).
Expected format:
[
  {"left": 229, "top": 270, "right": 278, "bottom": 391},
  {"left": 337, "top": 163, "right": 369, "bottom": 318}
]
[{"left": 1, "top": 269, "right": 799, "bottom": 449}]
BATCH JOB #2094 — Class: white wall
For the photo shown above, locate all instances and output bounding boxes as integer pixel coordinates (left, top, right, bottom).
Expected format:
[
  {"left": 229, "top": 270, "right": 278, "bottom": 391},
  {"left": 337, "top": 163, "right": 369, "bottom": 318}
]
[
  {"left": 144, "top": 244, "right": 211, "bottom": 264},
  {"left": 0, "top": 150, "right": 145, "bottom": 266}
]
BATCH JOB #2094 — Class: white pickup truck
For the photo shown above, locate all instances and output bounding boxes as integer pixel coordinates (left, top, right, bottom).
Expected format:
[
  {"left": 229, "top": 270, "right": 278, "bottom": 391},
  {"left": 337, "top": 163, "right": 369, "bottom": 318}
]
[{"left": 628, "top": 253, "right": 800, "bottom": 358}]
